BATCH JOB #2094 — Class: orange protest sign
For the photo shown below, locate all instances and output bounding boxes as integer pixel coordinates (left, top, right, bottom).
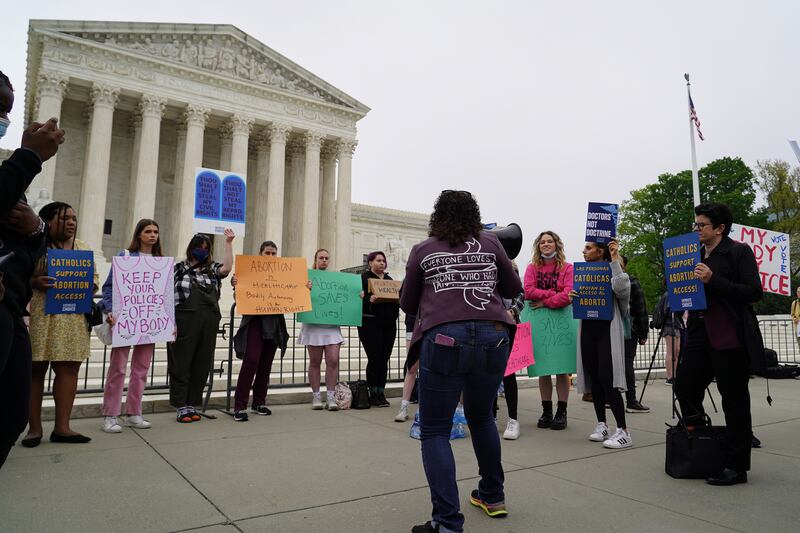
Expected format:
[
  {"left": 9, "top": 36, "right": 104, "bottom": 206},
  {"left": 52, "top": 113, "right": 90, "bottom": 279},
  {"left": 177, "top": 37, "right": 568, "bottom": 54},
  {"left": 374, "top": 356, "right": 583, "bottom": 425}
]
[{"left": 234, "top": 255, "right": 312, "bottom": 315}]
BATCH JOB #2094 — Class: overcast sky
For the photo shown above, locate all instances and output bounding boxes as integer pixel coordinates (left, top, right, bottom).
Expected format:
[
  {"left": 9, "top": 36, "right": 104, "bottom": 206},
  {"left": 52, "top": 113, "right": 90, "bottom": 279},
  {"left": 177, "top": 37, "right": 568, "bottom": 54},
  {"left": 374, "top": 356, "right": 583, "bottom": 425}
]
[{"left": 2, "top": 1, "right": 798, "bottom": 263}]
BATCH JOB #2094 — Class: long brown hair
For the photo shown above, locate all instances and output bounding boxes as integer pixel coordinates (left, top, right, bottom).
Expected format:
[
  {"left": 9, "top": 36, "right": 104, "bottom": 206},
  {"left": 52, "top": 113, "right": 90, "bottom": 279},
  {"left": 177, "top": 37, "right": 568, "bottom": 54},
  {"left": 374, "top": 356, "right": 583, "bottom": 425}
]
[
  {"left": 532, "top": 230, "right": 566, "bottom": 270},
  {"left": 127, "top": 219, "right": 163, "bottom": 256}
]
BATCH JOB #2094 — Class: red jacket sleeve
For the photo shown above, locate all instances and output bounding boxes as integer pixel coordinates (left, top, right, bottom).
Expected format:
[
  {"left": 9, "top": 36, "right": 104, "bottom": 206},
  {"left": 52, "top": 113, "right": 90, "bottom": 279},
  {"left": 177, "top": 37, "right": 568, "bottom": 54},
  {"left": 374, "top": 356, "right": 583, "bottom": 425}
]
[{"left": 542, "top": 262, "right": 573, "bottom": 309}]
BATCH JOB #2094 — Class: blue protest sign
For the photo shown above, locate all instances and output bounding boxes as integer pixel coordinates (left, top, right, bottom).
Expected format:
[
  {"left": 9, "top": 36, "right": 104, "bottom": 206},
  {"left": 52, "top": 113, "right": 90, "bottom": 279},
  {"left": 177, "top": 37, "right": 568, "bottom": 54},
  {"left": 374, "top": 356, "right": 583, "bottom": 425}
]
[
  {"left": 221, "top": 175, "right": 246, "bottom": 224},
  {"left": 572, "top": 262, "right": 614, "bottom": 320},
  {"left": 195, "top": 170, "right": 221, "bottom": 220},
  {"left": 193, "top": 167, "right": 247, "bottom": 236},
  {"left": 585, "top": 202, "right": 618, "bottom": 244},
  {"left": 663, "top": 232, "right": 707, "bottom": 311},
  {"left": 45, "top": 249, "right": 94, "bottom": 314}
]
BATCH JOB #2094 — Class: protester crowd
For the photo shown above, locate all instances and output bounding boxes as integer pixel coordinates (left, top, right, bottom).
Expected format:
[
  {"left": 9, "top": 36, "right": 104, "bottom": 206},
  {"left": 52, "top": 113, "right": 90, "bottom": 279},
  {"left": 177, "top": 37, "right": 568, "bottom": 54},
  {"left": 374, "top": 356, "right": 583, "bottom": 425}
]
[{"left": 0, "top": 68, "right": 772, "bottom": 532}]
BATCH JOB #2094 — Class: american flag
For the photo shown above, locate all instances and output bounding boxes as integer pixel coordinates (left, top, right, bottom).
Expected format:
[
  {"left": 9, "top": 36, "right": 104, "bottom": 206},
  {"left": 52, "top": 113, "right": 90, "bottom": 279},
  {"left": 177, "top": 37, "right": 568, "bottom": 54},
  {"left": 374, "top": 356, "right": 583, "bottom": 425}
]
[{"left": 689, "top": 93, "right": 704, "bottom": 141}]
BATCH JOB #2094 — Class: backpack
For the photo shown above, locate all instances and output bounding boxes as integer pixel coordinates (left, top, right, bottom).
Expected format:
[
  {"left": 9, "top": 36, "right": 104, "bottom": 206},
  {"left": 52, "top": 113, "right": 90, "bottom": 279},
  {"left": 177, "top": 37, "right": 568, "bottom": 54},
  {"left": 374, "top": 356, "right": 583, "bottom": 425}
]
[
  {"left": 334, "top": 381, "right": 353, "bottom": 410},
  {"left": 651, "top": 293, "right": 669, "bottom": 331}
]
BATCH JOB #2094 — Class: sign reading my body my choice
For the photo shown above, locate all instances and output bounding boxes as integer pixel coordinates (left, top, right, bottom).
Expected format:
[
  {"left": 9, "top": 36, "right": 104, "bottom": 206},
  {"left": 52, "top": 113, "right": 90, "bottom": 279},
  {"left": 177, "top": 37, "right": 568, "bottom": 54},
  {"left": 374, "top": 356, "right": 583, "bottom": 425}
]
[
  {"left": 297, "top": 270, "right": 363, "bottom": 326},
  {"left": 572, "top": 262, "right": 613, "bottom": 320},
  {"left": 663, "top": 232, "right": 707, "bottom": 311},
  {"left": 45, "top": 249, "right": 94, "bottom": 314},
  {"left": 585, "top": 202, "right": 618, "bottom": 244},
  {"left": 193, "top": 167, "right": 247, "bottom": 236}
]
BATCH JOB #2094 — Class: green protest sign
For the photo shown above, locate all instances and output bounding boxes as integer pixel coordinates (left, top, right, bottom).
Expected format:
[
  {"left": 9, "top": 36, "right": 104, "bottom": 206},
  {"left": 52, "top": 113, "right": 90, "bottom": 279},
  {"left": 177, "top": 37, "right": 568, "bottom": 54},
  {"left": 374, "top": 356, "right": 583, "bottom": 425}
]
[
  {"left": 297, "top": 270, "right": 363, "bottom": 326},
  {"left": 520, "top": 304, "right": 578, "bottom": 377}
]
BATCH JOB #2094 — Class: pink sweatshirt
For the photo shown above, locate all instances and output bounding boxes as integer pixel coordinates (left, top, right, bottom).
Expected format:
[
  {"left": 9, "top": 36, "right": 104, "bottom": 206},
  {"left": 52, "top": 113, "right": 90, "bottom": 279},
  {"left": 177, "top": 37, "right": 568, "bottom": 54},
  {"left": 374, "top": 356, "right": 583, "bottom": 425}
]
[{"left": 523, "top": 261, "right": 574, "bottom": 309}]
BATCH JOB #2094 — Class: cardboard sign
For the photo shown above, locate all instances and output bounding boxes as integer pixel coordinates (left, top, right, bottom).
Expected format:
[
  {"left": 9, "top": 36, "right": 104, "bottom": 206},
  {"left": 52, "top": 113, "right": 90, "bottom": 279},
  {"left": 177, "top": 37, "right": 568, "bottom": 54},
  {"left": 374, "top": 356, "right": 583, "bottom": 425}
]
[
  {"left": 368, "top": 278, "right": 402, "bottom": 303},
  {"left": 663, "top": 232, "right": 707, "bottom": 311},
  {"left": 521, "top": 305, "right": 578, "bottom": 377},
  {"left": 297, "top": 270, "right": 363, "bottom": 326},
  {"left": 235, "top": 255, "right": 312, "bottom": 314},
  {"left": 585, "top": 202, "right": 618, "bottom": 244},
  {"left": 730, "top": 223, "right": 791, "bottom": 296},
  {"left": 572, "top": 262, "right": 614, "bottom": 320},
  {"left": 45, "top": 249, "right": 94, "bottom": 314},
  {"left": 505, "top": 322, "right": 535, "bottom": 376},
  {"left": 193, "top": 167, "right": 246, "bottom": 236},
  {"left": 111, "top": 256, "right": 175, "bottom": 347}
]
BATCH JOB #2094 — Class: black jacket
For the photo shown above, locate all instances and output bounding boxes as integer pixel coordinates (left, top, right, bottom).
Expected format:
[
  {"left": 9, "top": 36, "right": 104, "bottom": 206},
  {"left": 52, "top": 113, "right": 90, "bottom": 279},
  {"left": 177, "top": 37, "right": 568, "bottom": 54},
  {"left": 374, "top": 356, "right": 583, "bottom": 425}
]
[
  {"left": 361, "top": 270, "right": 400, "bottom": 321},
  {"left": 628, "top": 276, "right": 649, "bottom": 341},
  {"left": 0, "top": 149, "right": 46, "bottom": 316}
]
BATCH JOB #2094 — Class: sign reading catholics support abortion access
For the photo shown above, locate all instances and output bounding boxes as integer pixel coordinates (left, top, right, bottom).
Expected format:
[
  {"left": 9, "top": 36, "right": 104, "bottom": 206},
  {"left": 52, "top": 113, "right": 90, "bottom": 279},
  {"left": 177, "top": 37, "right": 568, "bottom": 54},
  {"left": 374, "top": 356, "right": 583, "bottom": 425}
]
[
  {"left": 663, "top": 232, "right": 706, "bottom": 311},
  {"left": 521, "top": 305, "right": 578, "bottom": 377},
  {"left": 45, "top": 249, "right": 94, "bottom": 314},
  {"left": 193, "top": 167, "right": 247, "bottom": 236},
  {"left": 585, "top": 202, "right": 618, "bottom": 244},
  {"left": 729, "top": 223, "right": 792, "bottom": 296},
  {"left": 111, "top": 256, "right": 175, "bottom": 347},
  {"left": 572, "top": 262, "right": 613, "bottom": 320},
  {"left": 297, "top": 270, "right": 363, "bottom": 326},
  {"left": 235, "top": 256, "right": 312, "bottom": 315}
]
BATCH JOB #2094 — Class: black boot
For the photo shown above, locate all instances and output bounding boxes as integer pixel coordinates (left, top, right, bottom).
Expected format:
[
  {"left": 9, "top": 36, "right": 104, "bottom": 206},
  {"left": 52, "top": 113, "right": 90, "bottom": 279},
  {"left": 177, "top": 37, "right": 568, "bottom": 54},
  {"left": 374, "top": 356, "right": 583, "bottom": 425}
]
[
  {"left": 537, "top": 401, "right": 553, "bottom": 428},
  {"left": 550, "top": 401, "right": 568, "bottom": 430}
]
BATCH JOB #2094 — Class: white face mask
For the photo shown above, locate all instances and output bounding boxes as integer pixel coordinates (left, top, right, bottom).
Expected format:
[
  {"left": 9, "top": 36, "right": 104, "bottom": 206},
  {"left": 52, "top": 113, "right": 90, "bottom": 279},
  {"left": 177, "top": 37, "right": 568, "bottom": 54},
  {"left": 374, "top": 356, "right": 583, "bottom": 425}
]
[
  {"left": 541, "top": 251, "right": 557, "bottom": 259},
  {"left": 0, "top": 117, "right": 10, "bottom": 140}
]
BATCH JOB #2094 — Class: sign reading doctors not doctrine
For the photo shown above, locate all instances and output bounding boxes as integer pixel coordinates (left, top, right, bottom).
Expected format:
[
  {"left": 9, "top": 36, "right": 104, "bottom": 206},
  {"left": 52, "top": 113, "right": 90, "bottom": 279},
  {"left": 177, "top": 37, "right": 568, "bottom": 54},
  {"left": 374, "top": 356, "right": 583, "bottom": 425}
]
[
  {"left": 663, "top": 232, "right": 707, "bottom": 311},
  {"left": 235, "top": 256, "right": 312, "bottom": 315},
  {"left": 585, "top": 202, "right": 618, "bottom": 244}
]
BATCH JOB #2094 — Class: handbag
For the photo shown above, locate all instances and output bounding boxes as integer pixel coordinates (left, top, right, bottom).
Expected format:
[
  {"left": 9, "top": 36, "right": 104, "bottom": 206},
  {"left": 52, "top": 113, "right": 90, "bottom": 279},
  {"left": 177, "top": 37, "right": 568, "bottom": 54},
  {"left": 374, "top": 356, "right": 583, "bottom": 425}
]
[
  {"left": 665, "top": 410, "right": 726, "bottom": 479},
  {"left": 334, "top": 381, "right": 353, "bottom": 410},
  {"left": 348, "top": 380, "right": 371, "bottom": 409},
  {"left": 84, "top": 301, "right": 104, "bottom": 330}
]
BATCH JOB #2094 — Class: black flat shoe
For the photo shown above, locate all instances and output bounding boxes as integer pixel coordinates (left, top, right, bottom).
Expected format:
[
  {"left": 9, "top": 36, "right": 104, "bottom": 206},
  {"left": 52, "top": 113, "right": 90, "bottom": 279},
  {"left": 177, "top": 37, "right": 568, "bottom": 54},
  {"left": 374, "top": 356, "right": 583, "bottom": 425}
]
[
  {"left": 706, "top": 468, "right": 747, "bottom": 486},
  {"left": 21, "top": 436, "right": 42, "bottom": 448},
  {"left": 50, "top": 432, "right": 92, "bottom": 444},
  {"left": 751, "top": 435, "right": 762, "bottom": 448}
]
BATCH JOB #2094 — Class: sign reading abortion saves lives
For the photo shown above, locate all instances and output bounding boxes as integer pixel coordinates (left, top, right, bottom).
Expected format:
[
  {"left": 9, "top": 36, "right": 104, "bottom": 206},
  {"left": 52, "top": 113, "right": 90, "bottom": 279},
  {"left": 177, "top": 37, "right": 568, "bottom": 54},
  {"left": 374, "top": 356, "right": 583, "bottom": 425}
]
[
  {"left": 729, "top": 223, "right": 791, "bottom": 296},
  {"left": 585, "top": 202, "right": 618, "bottom": 244},
  {"left": 663, "top": 232, "right": 707, "bottom": 311},
  {"left": 45, "top": 249, "right": 94, "bottom": 314},
  {"left": 112, "top": 256, "right": 175, "bottom": 347},
  {"left": 193, "top": 167, "right": 247, "bottom": 236},
  {"left": 297, "top": 270, "right": 362, "bottom": 326}
]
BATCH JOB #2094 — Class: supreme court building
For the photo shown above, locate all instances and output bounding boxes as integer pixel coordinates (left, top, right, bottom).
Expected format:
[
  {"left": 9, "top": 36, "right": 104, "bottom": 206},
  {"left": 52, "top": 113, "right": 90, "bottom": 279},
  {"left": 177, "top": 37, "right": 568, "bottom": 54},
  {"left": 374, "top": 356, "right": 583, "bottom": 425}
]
[{"left": 22, "top": 20, "right": 427, "bottom": 277}]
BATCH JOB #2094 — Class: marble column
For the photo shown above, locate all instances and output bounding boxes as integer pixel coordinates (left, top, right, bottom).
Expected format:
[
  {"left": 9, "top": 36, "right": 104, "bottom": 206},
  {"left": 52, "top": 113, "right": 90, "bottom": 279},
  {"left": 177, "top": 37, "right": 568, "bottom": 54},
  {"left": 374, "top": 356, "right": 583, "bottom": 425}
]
[
  {"left": 175, "top": 104, "right": 210, "bottom": 254},
  {"left": 319, "top": 143, "right": 337, "bottom": 253},
  {"left": 228, "top": 114, "right": 253, "bottom": 259},
  {"left": 168, "top": 120, "right": 187, "bottom": 256},
  {"left": 28, "top": 71, "right": 69, "bottom": 201},
  {"left": 335, "top": 139, "right": 357, "bottom": 270},
  {"left": 77, "top": 83, "right": 119, "bottom": 253},
  {"left": 251, "top": 131, "right": 271, "bottom": 251},
  {"left": 218, "top": 123, "right": 233, "bottom": 169},
  {"left": 285, "top": 140, "right": 305, "bottom": 257},
  {"left": 127, "top": 95, "right": 167, "bottom": 237},
  {"left": 265, "top": 123, "right": 291, "bottom": 249},
  {"left": 300, "top": 131, "right": 324, "bottom": 261}
]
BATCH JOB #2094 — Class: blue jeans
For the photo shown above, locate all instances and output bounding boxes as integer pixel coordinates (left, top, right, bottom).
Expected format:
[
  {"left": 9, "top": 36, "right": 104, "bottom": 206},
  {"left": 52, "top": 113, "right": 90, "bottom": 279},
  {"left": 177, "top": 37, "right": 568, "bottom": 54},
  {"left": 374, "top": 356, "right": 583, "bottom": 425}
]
[{"left": 418, "top": 320, "right": 510, "bottom": 533}]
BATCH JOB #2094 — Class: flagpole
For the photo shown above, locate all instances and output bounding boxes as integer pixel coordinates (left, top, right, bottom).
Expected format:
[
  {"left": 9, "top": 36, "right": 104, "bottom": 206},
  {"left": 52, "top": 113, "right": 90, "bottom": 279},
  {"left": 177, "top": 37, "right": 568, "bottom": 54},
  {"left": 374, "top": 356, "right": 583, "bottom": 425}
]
[{"left": 685, "top": 73, "right": 701, "bottom": 206}]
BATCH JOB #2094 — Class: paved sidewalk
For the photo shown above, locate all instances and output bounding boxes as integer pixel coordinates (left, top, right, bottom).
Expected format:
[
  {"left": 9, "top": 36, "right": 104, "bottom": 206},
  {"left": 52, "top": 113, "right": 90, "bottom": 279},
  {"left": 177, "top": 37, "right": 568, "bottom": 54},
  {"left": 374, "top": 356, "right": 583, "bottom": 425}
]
[{"left": 1, "top": 378, "right": 798, "bottom": 532}]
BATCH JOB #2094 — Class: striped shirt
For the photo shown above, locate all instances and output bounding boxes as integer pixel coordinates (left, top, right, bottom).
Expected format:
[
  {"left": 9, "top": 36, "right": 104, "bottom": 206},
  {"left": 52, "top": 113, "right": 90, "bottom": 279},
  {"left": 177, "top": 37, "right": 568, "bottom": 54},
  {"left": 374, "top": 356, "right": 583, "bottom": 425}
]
[{"left": 174, "top": 260, "right": 224, "bottom": 305}]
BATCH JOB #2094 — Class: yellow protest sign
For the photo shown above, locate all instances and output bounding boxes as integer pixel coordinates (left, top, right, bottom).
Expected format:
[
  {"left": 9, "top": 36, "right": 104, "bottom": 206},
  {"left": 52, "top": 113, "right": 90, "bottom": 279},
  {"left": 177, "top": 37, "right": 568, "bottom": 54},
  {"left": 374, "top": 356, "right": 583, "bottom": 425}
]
[{"left": 235, "top": 255, "right": 312, "bottom": 315}]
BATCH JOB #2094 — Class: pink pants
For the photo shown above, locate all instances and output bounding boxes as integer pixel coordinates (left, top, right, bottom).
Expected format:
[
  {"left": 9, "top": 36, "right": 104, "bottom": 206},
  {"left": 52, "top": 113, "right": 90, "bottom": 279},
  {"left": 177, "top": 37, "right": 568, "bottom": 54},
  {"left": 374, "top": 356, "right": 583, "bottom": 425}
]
[{"left": 102, "top": 344, "right": 154, "bottom": 417}]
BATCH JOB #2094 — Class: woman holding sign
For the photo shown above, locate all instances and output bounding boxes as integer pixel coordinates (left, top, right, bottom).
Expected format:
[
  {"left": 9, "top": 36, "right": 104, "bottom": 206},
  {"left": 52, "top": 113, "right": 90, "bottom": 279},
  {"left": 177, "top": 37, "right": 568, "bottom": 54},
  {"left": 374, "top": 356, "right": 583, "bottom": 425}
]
[
  {"left": 99, "top": 219, "right": 162, "bottom": 433},
  {"left": 359, "top": 251, "right": 400, "bottom": 407},
  {"left": 24, "top": 202, "right": 98, "bottom": 447},
  {"left": 570, "top": 239, "right": 632, "bottom": 449},
  {"left": 170, "top": 230, "right": 234, "bottom": 423}
]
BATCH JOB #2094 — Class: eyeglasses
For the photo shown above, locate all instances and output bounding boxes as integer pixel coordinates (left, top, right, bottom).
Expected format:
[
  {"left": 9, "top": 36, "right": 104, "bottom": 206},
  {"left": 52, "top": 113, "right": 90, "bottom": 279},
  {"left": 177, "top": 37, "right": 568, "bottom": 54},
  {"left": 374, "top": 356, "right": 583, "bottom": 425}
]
[{"left": 692, "top": 222, "right": 712, "bottom": 230}]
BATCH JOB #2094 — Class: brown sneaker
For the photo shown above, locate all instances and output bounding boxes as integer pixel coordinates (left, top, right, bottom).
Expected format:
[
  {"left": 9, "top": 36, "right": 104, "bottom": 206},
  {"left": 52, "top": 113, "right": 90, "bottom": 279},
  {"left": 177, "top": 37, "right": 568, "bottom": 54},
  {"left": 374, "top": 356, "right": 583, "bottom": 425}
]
[{"left": 582, "top": 393, "right": 593, "bottom": 402}]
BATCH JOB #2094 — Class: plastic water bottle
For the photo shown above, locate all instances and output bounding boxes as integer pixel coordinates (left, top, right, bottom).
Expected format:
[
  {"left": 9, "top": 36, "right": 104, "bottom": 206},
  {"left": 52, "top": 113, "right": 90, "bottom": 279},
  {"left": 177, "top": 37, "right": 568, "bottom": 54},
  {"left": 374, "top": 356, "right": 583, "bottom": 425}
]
[{"left": 409, "top": 411, "right": 421, "bottom": 440}]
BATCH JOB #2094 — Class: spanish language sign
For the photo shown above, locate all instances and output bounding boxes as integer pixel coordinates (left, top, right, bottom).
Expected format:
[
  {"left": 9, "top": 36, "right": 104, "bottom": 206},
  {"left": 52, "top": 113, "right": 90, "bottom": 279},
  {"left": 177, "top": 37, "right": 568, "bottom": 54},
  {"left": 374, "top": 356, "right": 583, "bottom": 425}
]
[
  {"left": 505, "top": 321, "right": 535, "bottom": 376},
  {"left": 520, "top": 305, "right": 578, "bottom": 377},
  {"left": 111, "top": 256, "right": 175, "bottom": 347},
  {"left": 730, "top": 223, "right": 791, "bottom": 296},
  {"left": 235, "top": 255, "right": 312, "bottom": 315},
  {"left": 193, "top": 167, "right": 247, "bottom": 236},
  {"left": 297, "top": 270, "right": 363, "bottom": 326},
  {"left": 663, "top": 232, "right": 707, "bottom": 311},
  {"left": 45, "top": 249, "right": 94, "bottom": 314},
  {"left": 572, "top": 262, "right": 613, "bottom": 320},
  {"left": 585, "top": 202, "right": 618, "bottom": 244}
]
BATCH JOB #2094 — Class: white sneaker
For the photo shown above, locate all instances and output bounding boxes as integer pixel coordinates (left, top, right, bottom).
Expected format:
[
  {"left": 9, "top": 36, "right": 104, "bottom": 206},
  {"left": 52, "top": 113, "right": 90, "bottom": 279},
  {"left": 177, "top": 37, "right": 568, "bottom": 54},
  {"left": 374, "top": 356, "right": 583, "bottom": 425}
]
[
  {"left": 503, "top": 418, "right": 520, "bottom": 440},
  {"left": 589, "top": 422, "right": 609, "bottom": 442},
  {"left": 394, "top": 405, "right": 409, "bottom": 422},
  {"left": 327, "top": 398, "right": 339, "bottom": 411},
  {"left": 603, "top": 428, "right": 633, "bottom": 449},
  {"left": 312, "top": 397, "right": 324, "bottom": 410},
  {"left": 125, "top": 415, "right": 152, "bottom": 429},
  {"left": 102, "top": 416, "right": 123, "bottom": 433}
]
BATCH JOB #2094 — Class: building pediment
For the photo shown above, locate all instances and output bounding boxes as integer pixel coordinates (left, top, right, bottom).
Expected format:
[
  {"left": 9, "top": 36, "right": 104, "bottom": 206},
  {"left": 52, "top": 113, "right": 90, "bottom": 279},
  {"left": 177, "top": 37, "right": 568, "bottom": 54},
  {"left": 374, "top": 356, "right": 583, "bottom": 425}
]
[{"left": 28, "top": 20, "right": 369, "bottom": 115}]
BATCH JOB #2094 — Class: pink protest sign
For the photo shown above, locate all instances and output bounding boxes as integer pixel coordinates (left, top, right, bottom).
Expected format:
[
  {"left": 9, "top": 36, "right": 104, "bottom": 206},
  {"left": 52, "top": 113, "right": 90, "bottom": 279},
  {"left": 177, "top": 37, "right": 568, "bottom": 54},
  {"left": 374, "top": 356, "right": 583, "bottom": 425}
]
[
  {"left": 505, "top": 322, "right": 535, "bottom": 377},
  {"left": 112, "top": 256, "right": 175, "bottom": 347},
  {"left": 730, "top": 223, "right": 792, "bottom": 296}
]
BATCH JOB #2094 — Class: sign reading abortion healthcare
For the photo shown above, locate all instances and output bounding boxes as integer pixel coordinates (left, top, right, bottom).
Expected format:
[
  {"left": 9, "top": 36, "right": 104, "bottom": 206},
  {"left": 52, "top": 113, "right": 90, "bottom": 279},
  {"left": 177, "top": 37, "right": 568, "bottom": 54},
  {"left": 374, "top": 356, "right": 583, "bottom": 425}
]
[
  {"left": 297, "top": 270, "right": 363, "bottom": 326},
  {"left": 45, "top": 249, "right": 94, "bottom": 314},
  {"left": 663, "top": 232, "right": 707, "bottom": 311},
  {"left": 585, "top": 202, "right": 618, "bottom": 244},
  {"left": 235, "top": 256, "right": 312, "bottom": 315},
  {"left": 730, "top": 223, "right": 792, "bottom": 296},
  {"left": 112, "top": 256, "right": 175, "bottom": 347},
  {"left": 193, "top": 167, "right": 247, "bottom": 236},
  {"left": 572, "top": 262, "right": 613, "bottom": 320}
]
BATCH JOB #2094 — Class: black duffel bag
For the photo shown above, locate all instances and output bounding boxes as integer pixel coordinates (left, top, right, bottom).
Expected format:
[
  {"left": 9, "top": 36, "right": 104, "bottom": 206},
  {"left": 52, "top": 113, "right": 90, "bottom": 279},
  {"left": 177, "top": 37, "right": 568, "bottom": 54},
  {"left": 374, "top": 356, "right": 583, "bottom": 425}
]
[
  {"left": 349, "top": 380, "right": 371, "bottom": 409},
  {"left": 665, "top": 411, "right": 726, "bottom": 479}
]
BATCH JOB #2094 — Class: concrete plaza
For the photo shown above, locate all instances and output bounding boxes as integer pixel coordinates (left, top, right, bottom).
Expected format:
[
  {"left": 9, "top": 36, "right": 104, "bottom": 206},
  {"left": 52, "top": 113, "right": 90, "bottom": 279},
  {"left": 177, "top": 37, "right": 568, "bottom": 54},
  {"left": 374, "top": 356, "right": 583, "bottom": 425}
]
[{"left": 1, "top": 378, "right": 798, "bottom": 533}]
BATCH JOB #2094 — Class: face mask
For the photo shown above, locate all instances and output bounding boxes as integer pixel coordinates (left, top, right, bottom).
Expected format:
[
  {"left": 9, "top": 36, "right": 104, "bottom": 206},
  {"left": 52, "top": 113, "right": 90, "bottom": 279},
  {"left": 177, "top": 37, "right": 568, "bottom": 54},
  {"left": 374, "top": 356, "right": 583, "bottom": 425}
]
[
  {"left": 542, "top": 251, "right": 557, "bottom": 259},
  {"left": 0, "top": 117, "right": 10, "bottom": 140},
  {"left": 191, "top": 248, "right": 209, "bottom": 262}
]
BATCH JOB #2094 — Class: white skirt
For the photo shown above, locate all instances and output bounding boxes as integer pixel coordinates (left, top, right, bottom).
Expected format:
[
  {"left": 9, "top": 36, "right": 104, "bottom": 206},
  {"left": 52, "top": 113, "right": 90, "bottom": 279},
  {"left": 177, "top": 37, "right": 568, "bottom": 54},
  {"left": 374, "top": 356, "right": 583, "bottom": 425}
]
[{"left": 299, "top": 323, "right": 344, "bottom": 346}]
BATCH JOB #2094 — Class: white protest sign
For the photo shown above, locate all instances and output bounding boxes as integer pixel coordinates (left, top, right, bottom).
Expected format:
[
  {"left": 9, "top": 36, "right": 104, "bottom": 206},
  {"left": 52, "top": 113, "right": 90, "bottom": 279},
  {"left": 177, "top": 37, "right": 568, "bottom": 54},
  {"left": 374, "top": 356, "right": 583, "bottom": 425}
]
[
  {"left": 729, "top": 223, "right": 791, "bottom": 296},
  {"left": 112, "top": 256, "right": 176, "bottom": 347}
]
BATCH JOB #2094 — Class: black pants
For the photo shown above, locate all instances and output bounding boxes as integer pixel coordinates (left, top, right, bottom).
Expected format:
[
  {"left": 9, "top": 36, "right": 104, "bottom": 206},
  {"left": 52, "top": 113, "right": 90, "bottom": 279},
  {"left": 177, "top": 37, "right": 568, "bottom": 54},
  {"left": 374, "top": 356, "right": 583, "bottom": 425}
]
[
  {"left": 358, "top": 317, "right": 396, "bottom": 390},
  {"left": 675, "top": 318, "right": 751, "bottom": 472},
  {"left": 502, "top": 373, "right": 518, "bottom": 419},
  {"left": 0, "top": 305, "right": 32, "bottom": 469},
  {"left": 581, "top": 320, "right": 626, "bottom": 428},
  {"left": 624, "top": 338, "right": 637, "bottom": 404}
]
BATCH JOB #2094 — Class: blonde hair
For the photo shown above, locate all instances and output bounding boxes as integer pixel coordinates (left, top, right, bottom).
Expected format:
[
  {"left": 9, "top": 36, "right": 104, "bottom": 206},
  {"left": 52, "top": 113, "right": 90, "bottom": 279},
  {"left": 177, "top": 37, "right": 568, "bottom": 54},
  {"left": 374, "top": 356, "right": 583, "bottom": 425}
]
[
  {"left": 532, "top": 230, "right": 566, "bottom": 271},
  {"left": 312, "top": 248, "right": 329, "bottom": 269}
]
